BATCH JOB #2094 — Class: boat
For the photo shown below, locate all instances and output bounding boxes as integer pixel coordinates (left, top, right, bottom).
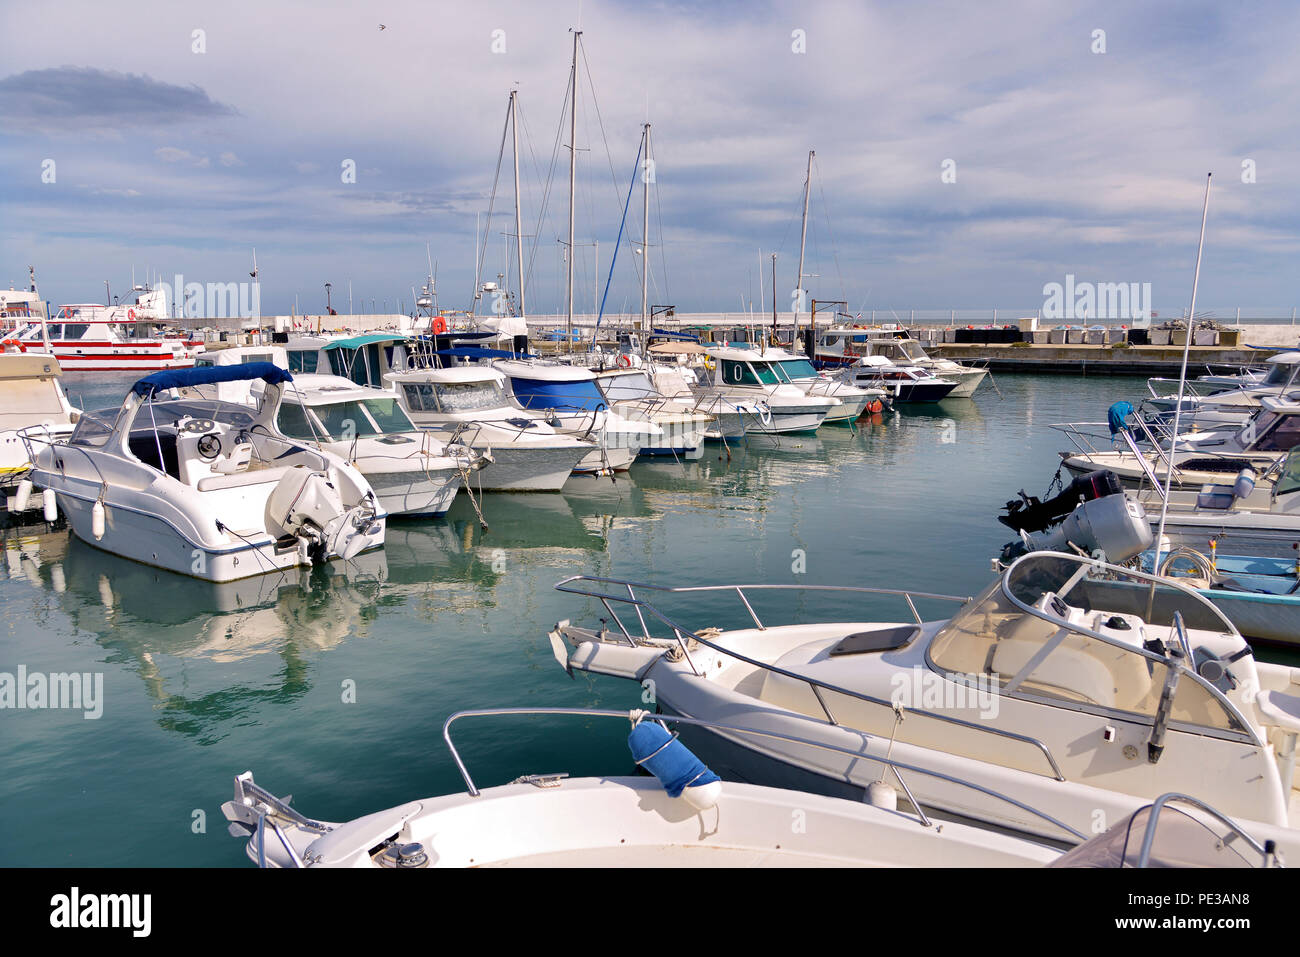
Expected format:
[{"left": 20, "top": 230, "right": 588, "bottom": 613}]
[
  {"left": 591, "top": 366, "right": 714, "bottom": 458},
  {"left": 818, "top": 330, "right": 988, "bottom": 398},
  {"left": 547, "top": 551, "right": 1300, "bottom": 855},
  {"left": 761, "top": 348, "right": 887, "bottom": 422},
  {"left": 271, "top": 374, "right": 486, "bottom": 517},
  {"left": 10, "top": 286, "right": 199, "bottom": 371},
  {"left": 1, "top": 343, "right": 77, "bottom": 507},
  {"left": 220, "top": 707, "right": 1283, "bottom": 868},
  {"left": 492, "top": 359, "right": 661, "bottom": 471},
  {"left": 1144, "top": 352, "right": 1300, "bottom": 429},
  {"left": 836, "top": 355, "right": 959, "bottom": 403},
  {"left": 996, "top": 467, "right": 1300, "bottom": 646},
  {"left": 386, "top": 365, "right": 596, "bottom": 489},
  {"left": 26, "top": 363, "right": 385, "bottom": 582},
  {"left": 1056, "top": 395, "right": 1300, "bottom": 490},
  {"left": 694, "top": 346, "right": 839, "bottom": 434}
]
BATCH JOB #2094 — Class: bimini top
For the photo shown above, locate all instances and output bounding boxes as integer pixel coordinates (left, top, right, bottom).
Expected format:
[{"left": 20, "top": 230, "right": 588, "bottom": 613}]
[
  {"left": 132, "top": 362, "right": 293, "bottom": 397},
  {"left": 322, "top": 333, "right": 411, "bottom": 351}
]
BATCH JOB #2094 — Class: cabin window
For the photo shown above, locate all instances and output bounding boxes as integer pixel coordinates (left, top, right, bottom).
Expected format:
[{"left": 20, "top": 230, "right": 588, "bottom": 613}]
[
  {"left": 1275, "top": 451, "right": 1300, "bottom": 497},
  {"left": 434, "top": 381, "right": 507, "bottom": 412},
  {"left": 775, "top": 359, "right": 817, "bottom": 380},
  {"left": 288, "top": 351, "right": 318, "bottom": 374},
  {"left": 362, "top": 398, "right": 414, "bottom": 433},
  {"left": 313, "top": 401, "right": 381, "bottom": 439},
  {"left": 276, "top": 403, "right": 317, "bottom": 439},
  {"left": 61, "top": 323, "right": 89, "bottom": 339},
  {"left": 1251, "top": 414, "right": 1300, "bottom": 452},
  {"left": 721, "top": 360, "right": 778, "bottom": 386},
  {"left": 68, "top": 411, "right": 115, "bottom": 448},
  {"left": 401, "top": 383, "right": 436, "bottom": 412}
]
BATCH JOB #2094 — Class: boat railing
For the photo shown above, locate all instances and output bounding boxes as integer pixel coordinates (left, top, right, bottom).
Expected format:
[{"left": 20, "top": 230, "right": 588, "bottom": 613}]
[
  {"left": 1134, "top": 793, "right": 1275, "bottom": 867},
  {"left": 440, "top": 707, "right": 1087, "bottom": 843},
  {"left": 551, "top": 576, "right": 1069, "bottom": 781}
]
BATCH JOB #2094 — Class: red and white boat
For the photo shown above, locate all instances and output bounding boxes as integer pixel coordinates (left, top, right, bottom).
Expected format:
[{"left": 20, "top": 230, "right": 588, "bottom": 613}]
[{"left": 10, "top": 287, "right": 202, "bottom": 371}]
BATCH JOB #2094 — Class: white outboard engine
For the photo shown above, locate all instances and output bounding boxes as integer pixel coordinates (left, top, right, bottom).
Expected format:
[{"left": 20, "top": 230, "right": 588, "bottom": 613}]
[
  {"left": 1003, "top": 490, "right": 1152, "bottom": 564},
  {"left": 266, "top": 467, "right": 348, "bottom": 545}
]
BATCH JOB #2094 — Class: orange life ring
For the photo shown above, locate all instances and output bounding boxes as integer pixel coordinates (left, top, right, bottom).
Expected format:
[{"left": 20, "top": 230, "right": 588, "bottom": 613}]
[
  {"left": 617, "top": 353, "right": 632, "bottom": 368},
  {"left": 431, "top": 316, "right": 448, "bottom": 334},
  {"left": 1, "top": 338, "right": 26, "bottom": 353},
  {"left": 127, "top": 307, "right": 136, "bottom": 321}
]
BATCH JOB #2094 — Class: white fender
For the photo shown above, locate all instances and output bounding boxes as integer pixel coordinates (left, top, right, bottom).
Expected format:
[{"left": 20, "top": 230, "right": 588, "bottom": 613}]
[
  {"left": 42, "top": 488, "right": 57, "bottom": 522},
  {"left": 91, "top": 501, "right": 106, "bottom": 540},
  {"left": 13, "top": 479, "right": 33, "bottom": 512}
]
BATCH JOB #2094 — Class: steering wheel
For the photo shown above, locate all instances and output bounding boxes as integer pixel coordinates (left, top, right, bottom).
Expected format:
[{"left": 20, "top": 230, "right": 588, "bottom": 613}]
[{"left": 196, "top": 434, "right": 222, "bottom": 460}]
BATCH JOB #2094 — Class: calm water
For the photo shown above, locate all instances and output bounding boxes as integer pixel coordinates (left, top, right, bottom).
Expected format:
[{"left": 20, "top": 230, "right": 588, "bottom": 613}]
[{"left": 1, "top": 372, "right": 1291, "bottom": 866}]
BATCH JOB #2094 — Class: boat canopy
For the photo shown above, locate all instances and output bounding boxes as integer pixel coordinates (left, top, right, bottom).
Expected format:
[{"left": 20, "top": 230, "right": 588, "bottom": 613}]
[
  {"left": 508, "top": 376, "right": 607, "bottom": 413},
  {"left": 132, "top": 362, "right": 293, "bottom": 397},
  {"left": 322, "top": 333, "right": 411, "bottom": 351}
]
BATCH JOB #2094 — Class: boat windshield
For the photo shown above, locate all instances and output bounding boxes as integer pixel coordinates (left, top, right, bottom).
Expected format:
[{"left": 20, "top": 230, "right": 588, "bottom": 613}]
[
  {"left": 721, "top": 359, "right": 779, "bottom": 386},
  {"left": 399, "top": 379, "right": 508, "bottom": 413},
  {"left": 146, "top": 399, "right": 258, "bottom": 429},
  {"left": 1050, "top": 802, "right": 1260, "bottom": 868},
  {"left": 1243, "top": 411, "right": 1300, "bottom": 452},
  {"left": 68, "top": 410, "right": 118, "bottom": 448},
  {"left": 1276, "top": 449, "right": 1300, "bottom": 497},
  {"left": 927, "top": 554, "right": 1246, "bottom": 732},
  {"left": 600, "top": 372, "right": 658, "bottom": 401},
  {"left": 1262, "top": 362, "right": 1297, "bottom": 386},
  {"left": 773, "top": 359, "right": 818, "bottom": 381},
  {"left": 307, "top": 399, "right": 415, "bottom": 439}
]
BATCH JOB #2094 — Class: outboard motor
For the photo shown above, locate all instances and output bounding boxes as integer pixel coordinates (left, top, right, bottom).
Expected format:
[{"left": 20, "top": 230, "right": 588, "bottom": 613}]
[
  {"left": 999, "top": 469, "right": 1124, "bottom": 533},
  {"left": 1001, "top": 487, "right": 1152, "bottom": 564}
]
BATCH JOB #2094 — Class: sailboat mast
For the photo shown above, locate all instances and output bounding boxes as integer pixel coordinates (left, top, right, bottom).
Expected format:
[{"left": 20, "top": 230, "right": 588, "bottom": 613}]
[
  {"left": 1153, "top": 173, "right": 1213, "bottom": 572},
  {"left": 641, "top": 123, "right": 650, "bottom": 335},
  {"left": 511, "top": 90, "right": 526, "bottom": 326},
  {"left": 795, "top": 149, "right": 813, "bottom": 342},
  {"left": 566, "top": 30, "right": 581, "bottom": 352}
]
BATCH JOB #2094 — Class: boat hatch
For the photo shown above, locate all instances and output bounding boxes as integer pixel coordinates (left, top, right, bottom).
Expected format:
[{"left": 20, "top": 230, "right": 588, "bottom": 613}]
[{"left": 829, "top": 625, "right": 921, "bottom": 656}]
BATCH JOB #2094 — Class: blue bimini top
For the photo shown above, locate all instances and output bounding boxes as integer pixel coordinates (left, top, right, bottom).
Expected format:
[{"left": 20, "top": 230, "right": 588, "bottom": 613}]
[{"left": 132, "top": 362, "right": 293, "bottom": 397}]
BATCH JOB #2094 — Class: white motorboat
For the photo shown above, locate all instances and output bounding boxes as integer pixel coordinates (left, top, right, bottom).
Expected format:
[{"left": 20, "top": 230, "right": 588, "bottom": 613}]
[
  {"left": 644, "top": 360, "right": 767, "bottom": 442},
  {"left": 1057, "top": 395, "right": 1300, "bottom": 490},
  {"left": 221, "top": 707, "right": 1283, "bottom": 868},
  {"left": 26, "top": 363, "right": 385, "bottom": 582},
  {"left": 837, "top": 355, "right": 959, "bottom": 403},
  {"left": 1145, "top": 352, "right": 1300, "bottom": 430},
  {"left": 549, "top": 552, "right": 1300, "bottom": 855},
  {"left": 592, "top": 367, "right": 714, "bottom": 459},
  {"left": 10, "top": 287, "right": 199, "bottom": 371},
  {"left": 822, "top": 332, "right": 989, "bottom": 398},
  {"left": 1, "top": 344, "right": 77, "bottom": 506},
  {"left": 694, "top": 347, "right": 839, "bottom": 435},
  {"left": 272, "top": 374, "right": 484, "bottom": 517},
  {"left": 493, "top": 359, "right": 662, "bottom": 472},
  {"left": 762, "top": 349, "right": 887, "bottom": 422},
  {"left": 386, "top": 365, "right": 593, "bottom": 490}
]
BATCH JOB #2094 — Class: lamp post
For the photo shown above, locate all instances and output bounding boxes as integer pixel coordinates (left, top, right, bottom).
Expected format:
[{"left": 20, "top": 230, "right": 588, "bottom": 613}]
[{"left": 325, "top": 282, "right": 333, "bottom": 314}]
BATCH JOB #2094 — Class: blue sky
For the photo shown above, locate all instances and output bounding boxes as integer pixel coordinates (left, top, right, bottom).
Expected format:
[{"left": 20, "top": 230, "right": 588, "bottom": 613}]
[{"left": 2, "top": 0, "right": 1297, "bottom": 318}]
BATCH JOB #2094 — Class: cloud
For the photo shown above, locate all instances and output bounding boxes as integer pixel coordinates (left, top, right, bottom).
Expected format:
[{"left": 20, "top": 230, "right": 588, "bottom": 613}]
[
  {"left": 0, "top": 67, "right": 237, "bottom": 129},
  {"left": 155, "top": 146, "right": 210, "bottom": 167},
  {"left": 218, "top": 151, "right": 244, "bottom": 167},
  {"left": 293, "top": 161, "right": 320, "bottom": 174}
]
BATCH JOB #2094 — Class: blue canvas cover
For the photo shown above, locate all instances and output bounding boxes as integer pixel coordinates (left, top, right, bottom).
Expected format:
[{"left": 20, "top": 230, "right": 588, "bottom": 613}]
[{"left": 132, "top": 362, "right": 293, "bottom": 397}]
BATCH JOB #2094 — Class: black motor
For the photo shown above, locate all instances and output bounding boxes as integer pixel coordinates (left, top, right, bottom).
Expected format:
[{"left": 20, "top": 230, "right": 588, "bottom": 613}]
[{"left": 999, "top": 470, "right": 1123, "bottom": 534}]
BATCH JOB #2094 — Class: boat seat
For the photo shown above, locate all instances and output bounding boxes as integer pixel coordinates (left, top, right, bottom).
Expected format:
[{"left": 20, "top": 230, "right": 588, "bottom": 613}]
[
  {"left": 196, "top": 464, "right": 294, "bottom": 492},
  {"left": 1256, "top": 690, "right": 1300, "bottom": 734},
  {"left": 829, "top": 625, "right": 920, "bottom": 656},
  {"left": 211, "top": 442, "right": 253, "bottom": 474},
  {"left": 991, "top": 635, "right": 1118, "bottom": 708}
]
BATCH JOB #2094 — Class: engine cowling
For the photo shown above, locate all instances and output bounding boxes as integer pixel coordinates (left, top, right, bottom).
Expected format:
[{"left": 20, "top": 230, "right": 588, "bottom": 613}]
[{"left": 265, "top": 467, "right": 346, "bottom": 541}]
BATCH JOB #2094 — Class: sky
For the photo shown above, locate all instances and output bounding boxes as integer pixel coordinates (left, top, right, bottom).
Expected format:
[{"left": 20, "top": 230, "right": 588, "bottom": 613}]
[{"left": 2, "top": 0, "right": 1298, "bottom": 319}]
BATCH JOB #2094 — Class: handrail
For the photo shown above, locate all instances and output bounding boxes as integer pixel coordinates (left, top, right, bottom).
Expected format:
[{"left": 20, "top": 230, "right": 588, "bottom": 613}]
[
  {"left": 1135, "top": 793, "right": 1273, "bottom": 867},
  {"left": 552, "top": 575, "right": 1068, "bottom": 781},
  {"left": 440, "top": 707, "right": 1087, "bottom": 842}
]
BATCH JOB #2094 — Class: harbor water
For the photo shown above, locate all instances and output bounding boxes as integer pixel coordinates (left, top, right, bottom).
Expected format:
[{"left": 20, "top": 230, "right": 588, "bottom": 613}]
[{"left": 2, "top": 371, "right": 1294, "bottom": 866}]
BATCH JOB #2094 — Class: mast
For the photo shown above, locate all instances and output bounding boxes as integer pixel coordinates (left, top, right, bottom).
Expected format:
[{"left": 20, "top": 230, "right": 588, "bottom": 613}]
[
  {"left": 795, "top": 149, "right": 813, "bottom": 339},
  {"left": 511, "top": 90, "right": 526, "bottom": 331},
  {"left": 1153, "top": 173, "right": 1213, "bottom": 573},
  {"left": 641, "top": 123, "right": 650, "bottom": 334},
  {"left": 566, "top": 30, "right": 581, "bottom": 352},
  {"left": 769, "top": 253, "right": 777, "bottom": 355}
]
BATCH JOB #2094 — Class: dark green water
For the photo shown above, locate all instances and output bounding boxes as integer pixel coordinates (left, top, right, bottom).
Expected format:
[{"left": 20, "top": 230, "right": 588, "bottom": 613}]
[{"left": 1, "top": 372, "right": 1290, "bottom": 865}]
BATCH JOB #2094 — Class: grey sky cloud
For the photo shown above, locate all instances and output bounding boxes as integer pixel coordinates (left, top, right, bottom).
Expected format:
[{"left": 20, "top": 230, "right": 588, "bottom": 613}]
[{"left": 0, "top": 67, "right": 237, "bottom": 129}]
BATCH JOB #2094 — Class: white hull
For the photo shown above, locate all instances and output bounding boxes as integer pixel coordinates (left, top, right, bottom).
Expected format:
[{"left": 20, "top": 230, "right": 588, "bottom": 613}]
[
  {"left": 362, "top": 468, "right": 461, "bottom": 516},
  {"left": 461, "top": 444, "right": 587, "bottom": 491}
]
